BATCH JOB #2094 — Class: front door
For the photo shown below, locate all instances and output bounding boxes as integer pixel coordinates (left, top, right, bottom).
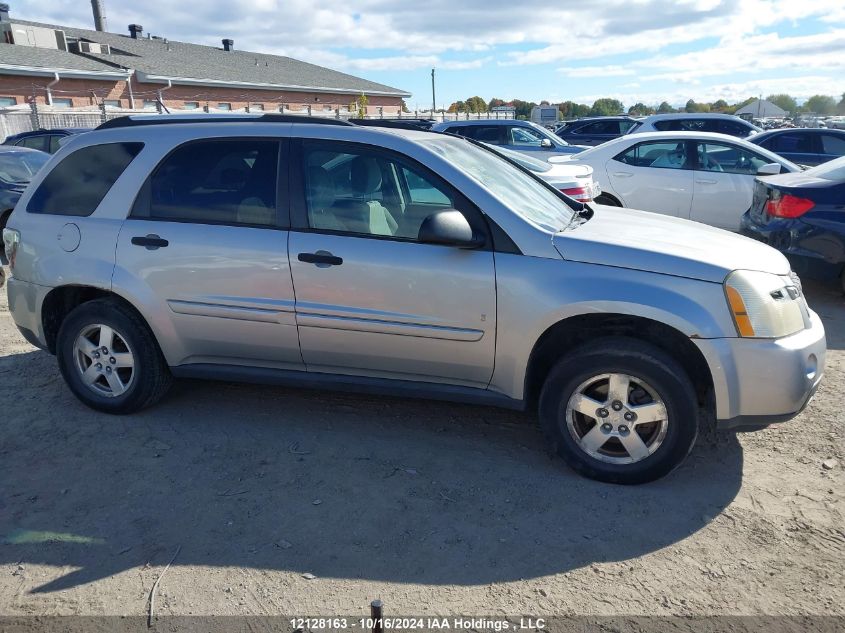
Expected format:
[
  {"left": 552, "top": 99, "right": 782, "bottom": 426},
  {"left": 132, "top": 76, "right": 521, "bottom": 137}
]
[
  {"left": 606, "top": 139, "right": 694, "bottom": 217},
  {"left": 288, "top": 139, "right": 496, "bottom": 387},
  {"left": 690, "top": 141, "right": 770, "bottom": 231},
  {"left": 115, "top": 137, "right": 302, "bottom": 369}
]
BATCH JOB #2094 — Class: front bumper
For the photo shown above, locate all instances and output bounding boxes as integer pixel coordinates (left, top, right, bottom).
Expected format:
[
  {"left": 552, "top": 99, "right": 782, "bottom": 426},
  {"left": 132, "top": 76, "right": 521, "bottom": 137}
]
[
  {"left": 6, "top": 277, "right": 50, "bottom": 351},
  {"left": 693, "top": 309, "right": 826, "bottom": 431}
]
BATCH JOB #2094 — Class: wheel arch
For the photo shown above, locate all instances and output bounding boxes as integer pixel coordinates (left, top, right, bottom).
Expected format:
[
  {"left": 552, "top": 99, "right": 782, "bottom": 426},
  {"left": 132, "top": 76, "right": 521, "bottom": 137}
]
[
  {"left": 523, "top": 312, "right": 714, "bottom": 414},
  {"left": 41, "top": 285, "right": 158, "bottom": 356}
]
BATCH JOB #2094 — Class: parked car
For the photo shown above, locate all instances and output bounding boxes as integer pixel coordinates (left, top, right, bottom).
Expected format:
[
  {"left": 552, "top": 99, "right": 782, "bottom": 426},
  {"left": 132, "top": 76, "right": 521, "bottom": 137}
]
[
  {"left": 431, "top": 119, "right": 587, "bottom": 160},
  {"left": 3, "top": 128, "right": 89, "bottom": 154},
  {"left": 555, "top": 116, "right": 639, "bottom": 146},
  {"left": 559, "top": 131, "right": 800, "bottom": 231},
  {"left": 740, "top": 156, "right": 845, "bottom": 292},
  {"left": 0, "top": 146, "right": 51, "bottom": 234},
  {"left": 349, "top": 118, "right": 437, "bottom": 131},
  {"left": 4, "top": 114, "right": 825, "bottom": 484},
  {"left": 484, "top": 144, "right": 599, "bottom": 202},
  {"left": 628, "top": 114, "right": 762, "bottom": 138},
  {"left": 749, "top": 129, "right": 845, "bottom": 167}
]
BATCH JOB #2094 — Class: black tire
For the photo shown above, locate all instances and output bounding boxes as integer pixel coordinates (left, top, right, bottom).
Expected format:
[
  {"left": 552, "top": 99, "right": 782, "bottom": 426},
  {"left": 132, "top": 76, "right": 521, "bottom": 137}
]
[
  {"left": 56, "top": 298, "right": 172, "bottom": 414},
  {"left": 538, "top": 337, "right": 698, "bottom": 484},
  {"left": 594, "top": 193, "right": 622, "bottom": 207}
]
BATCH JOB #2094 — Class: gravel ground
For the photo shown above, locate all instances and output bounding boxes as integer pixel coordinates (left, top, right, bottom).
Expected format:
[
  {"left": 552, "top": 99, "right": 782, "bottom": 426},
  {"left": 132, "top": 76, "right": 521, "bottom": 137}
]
[{"left": 0, "top": 278, "right": 842, "bottom": 620}]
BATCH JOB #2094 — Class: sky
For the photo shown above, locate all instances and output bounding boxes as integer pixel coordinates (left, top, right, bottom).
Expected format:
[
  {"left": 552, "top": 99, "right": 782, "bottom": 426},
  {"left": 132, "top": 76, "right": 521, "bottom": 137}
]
[{"left": 12, "top": 0, "right": 845, "bottom": 110}]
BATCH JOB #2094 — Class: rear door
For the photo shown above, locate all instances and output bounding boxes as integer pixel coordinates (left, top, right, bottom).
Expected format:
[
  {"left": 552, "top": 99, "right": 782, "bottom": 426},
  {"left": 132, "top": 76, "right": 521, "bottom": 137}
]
[
  {"left": 690, "top": 141, "right": 774, "bottom": 231},
  {"left": 606, "top": 139, "right": 694, "bottom": 217},
  {"left": 287, "top": 139, "right": 496, "bottom": 387},
  {"left": 115, "top": 137, "right": 303, "bottom": 369}
]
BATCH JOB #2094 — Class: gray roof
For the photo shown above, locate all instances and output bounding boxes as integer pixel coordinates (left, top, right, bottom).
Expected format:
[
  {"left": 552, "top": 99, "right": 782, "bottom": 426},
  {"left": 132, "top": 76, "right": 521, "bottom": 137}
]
[
  {"left": 3, "top": 19, "right": 410, "bottom": 98},
  {"left": 734, "top": 99, "right": 788, "bottom": 117},
  {"left": 0, "top": 41, "right": 127, "bottom": 75}
]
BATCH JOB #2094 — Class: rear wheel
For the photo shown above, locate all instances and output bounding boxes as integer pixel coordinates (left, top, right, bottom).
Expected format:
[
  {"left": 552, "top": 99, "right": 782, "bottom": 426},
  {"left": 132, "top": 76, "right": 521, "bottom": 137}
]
[
  {"left": 594, "top": 193, "right": 622, "bottom": 207},
  {"left": 56, "top": 299, "right": 172, "bottom": 413},
  {"left": 539, "top": 337, "right": 698, "bottom": 484}
]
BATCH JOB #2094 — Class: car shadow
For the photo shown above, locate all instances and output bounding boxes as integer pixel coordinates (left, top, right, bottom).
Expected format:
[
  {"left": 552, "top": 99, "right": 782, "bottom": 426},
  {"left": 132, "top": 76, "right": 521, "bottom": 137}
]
[{"left": 0, "top": 349, "right": 743, "bottom": 593}]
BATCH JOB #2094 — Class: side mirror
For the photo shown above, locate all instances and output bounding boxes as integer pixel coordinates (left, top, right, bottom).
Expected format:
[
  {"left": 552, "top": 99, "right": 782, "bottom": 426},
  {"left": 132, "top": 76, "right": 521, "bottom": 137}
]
[
  {"left": 540, "top": 138, "right": 553, "bottom": 149},
  {"left": 757, "top": 162, "right": 782, "bottom": 176},
  {"left": 418, "top": 210, "right": 484, "bottom": 249}
]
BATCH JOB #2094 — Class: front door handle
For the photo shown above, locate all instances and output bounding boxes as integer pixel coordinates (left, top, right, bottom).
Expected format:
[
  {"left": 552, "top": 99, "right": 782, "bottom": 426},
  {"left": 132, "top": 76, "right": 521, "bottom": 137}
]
[
  {"left": 612, "top": 172, "right": 633, "bottom": 178},
  {"left": 298, "top": 251, "right": 343, "bottom": 267},
  {"left": 131, "top": 234, "right": 169, "bottom": 250},
  {"left": 696, "top": 179, "right": 718, "bottom": 184}
]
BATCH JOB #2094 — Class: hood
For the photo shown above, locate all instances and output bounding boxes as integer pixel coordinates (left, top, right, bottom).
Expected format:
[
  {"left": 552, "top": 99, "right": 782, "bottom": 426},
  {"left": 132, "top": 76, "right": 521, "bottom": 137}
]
[{"left": 554, "top": 205, "right": 790, "bottom": 283}]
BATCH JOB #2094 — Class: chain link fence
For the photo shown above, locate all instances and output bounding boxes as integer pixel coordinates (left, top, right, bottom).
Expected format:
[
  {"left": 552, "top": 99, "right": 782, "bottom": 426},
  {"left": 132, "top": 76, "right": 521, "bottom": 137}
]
[{"left": 0, "top": 102, "right": 515, "bottom": 143}]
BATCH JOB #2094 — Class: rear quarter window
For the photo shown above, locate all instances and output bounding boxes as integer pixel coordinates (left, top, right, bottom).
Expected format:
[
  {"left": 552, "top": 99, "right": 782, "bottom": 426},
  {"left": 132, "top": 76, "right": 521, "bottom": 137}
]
[{"left": 27, "top": 142, "right": 143, "bottom": 216}]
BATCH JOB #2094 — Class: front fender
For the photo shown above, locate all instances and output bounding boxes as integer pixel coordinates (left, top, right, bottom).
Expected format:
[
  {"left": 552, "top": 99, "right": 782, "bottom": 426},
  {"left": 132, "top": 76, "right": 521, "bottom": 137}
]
[{"left": 489, "top": 255, "right": 735, "bottom": 400}]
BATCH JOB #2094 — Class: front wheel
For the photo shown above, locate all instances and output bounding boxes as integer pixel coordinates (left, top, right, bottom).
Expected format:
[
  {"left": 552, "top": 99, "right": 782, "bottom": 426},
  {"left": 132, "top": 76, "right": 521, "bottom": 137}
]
[
  {"left": 56, "top": 299, "right": 172, "bottom": 413},
  {"left": 539, "top": 337, "right": 698, "bottom": 484}
]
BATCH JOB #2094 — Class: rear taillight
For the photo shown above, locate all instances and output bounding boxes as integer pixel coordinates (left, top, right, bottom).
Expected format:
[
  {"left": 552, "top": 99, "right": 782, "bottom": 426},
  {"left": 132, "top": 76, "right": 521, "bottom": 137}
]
[
  {"left": 765, "top": 193, "right": 814, "bottom": 218},
  {"left": 3, "top": 228, "right": 20, "bottom": 272},
  {"left": 561, "top": 186, "right": 592, "bottom": 202}
]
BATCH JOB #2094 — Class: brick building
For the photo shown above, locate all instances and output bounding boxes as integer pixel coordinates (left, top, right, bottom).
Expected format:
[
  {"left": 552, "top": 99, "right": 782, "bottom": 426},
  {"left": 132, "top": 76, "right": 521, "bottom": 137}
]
[{"left": 0, "top": 4, "right": 410, "bottom": 115}]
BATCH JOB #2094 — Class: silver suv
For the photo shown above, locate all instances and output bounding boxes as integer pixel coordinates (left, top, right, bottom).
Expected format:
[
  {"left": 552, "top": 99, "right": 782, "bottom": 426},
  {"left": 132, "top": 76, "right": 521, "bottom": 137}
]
[{"left": 3, "top": 115, "right": 826, "bottom": 484}]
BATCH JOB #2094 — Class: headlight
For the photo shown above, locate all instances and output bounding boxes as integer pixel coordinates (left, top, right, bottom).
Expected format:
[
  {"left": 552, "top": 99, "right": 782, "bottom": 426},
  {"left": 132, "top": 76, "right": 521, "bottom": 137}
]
[{"left": 724, "top": 270, "right": 805, "bottom": 338}]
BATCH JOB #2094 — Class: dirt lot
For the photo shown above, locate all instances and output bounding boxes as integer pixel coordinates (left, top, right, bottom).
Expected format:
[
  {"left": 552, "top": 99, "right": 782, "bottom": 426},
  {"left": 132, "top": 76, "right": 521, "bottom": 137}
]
[{"left": 0, "top": 279, "right": 842, "bottom": 620}]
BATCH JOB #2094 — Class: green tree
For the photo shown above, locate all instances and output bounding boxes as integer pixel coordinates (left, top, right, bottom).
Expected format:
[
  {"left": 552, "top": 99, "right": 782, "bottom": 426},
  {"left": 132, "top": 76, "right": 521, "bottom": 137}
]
[
  {"left": 351, "top": 92, "right": 370, "bottom": 118},
  {"left": 628, "top": 102, "right": 654, "bottom": 115},
  {"left": 711, "top": 99, "right": 729, "bottom": 112},
  {"left": 447, "top": 100, "right": 465, "bottom": 113},
  {"left": 400, "top": 99, "right": 410, "bottom": 113},
  {"left": 730, "top": 97, "right": 756, "bottom": 114},
  {"left": 464, "top": 96, "right": 488, "bottom": 113},
  {"left": 839, "top": 92, "right": 845, "bottom": 114},
  {"left": 511, "top": 99, "right": 536, "bottom": 120},
  {"left": 685, "top": 99, "right": 710, "bottom": 113},
  {"left": 488, "top": 97, "right": 506, "bottom": 110},
  {"left": 590, "top": 98, "right": 624, "bottom": 116},
  {"left": 766, "top": 94, "right": 797, "bottom": 114},
  {"left": 657, "top": 101, "right": 674, "bottom": 113},
  {"left": 805, "top": 95, "right": 837, "bottom": 115},
  {"left": 558, "top": 100, "right": 590, "bottom": 119}
]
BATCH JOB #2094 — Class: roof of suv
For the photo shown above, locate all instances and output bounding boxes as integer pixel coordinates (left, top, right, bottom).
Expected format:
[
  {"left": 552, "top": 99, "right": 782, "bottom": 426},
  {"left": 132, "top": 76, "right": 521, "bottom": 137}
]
[
  {"left": 434, "top": 119, "right": 534, "bottom": 127},
  {"left": 638, "top": 113, "right": 752, "bottom": 121}
]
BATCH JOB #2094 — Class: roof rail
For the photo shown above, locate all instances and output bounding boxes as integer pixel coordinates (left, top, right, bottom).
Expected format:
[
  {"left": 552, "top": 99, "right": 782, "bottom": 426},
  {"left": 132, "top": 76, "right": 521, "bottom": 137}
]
[{"left": 96, "top": 114, "right": 353, "bottom": 130}]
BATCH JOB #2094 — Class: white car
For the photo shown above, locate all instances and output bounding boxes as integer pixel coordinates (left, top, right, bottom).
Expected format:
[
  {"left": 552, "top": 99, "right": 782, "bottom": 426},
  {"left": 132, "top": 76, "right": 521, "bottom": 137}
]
[
  {"left": 628, "top": 113, "right": 762, "bottom": 138},
  {"left": 556, "top": 131, "right": 800, "bottom": 231},
  {"left": 486, "top": 144, "right": 599, "bottom": 202}
]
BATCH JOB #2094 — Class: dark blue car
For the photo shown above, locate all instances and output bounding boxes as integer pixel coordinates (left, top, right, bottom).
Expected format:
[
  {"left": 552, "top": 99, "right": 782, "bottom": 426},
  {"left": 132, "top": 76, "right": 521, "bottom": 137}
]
[
  {"left": 2, "top": 128, "right": 88, "bottom": 154},
  {"left": 749, "top": 129, "right": 845, "bottom": 166},
  {"left": 740, "top": 156, "right": 845, "bottom": 292},
  {"left": 0, "top": 146, "right": 51, "bottom": 233}
]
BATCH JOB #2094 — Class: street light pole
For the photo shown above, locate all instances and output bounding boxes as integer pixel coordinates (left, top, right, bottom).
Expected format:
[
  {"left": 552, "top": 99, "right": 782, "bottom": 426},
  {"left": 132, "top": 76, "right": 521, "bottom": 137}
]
[{"left": 431, "top": 68, "right": 436, "bottom": 118}]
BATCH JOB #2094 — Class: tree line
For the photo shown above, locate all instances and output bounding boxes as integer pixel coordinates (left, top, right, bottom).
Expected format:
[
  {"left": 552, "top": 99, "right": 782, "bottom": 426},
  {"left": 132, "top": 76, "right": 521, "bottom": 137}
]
[{"left": 446, "top": 93, "right": 845, "bottom": 119}]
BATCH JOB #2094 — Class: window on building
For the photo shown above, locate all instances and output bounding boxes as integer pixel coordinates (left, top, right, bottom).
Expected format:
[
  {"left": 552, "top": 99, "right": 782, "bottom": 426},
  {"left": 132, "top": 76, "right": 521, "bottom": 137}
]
[
  {"left": 27, "top": 143, "right": 144, "bottom": 216},
  {"left": 103, "top": 99, "right": 121, "bottom": 108},
  {"left": 183, "top": 102, "right": 200, "bottom": 110},
  {"left": 142, "top": 100, "right": 158, "bottom": 110},
  {"left": 131, "top": 139, "right": 280, "bottom": 226},
  {"left": 217, "top": 103, "right": 232, "bottom": 111},
  {"left": 251, "top": 103, "right": 264, "bottom": 111},
  {"left": 0, "top": 97, "right": 17, "bottom": 107},
  {"left": 279, "top": 104, "right": 288, "bottom": 112},
  {"left": 51, "top": 98, "right": 73, "bottom": 108}
]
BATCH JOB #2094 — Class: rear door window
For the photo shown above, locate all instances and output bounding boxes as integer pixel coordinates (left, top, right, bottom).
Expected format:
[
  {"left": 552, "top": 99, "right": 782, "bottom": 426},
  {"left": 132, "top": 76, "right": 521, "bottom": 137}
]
[
  {"left": 27, "top": 142, "right": 143, "bottom": 216},
  {"left": 696, "top": 142, "right": 769, "bottom": 175},
  {"left": 132, "top": 138, "right": 280, "bottom": 227},
  {"left": 16, "top": 135, "right": 48, "bottom": 152},
  {"left": 768, "top": 133, "right": 815, "bottom": 154},
  {"left": 820, "top": 134, "right": 845, "bottom": 155}
]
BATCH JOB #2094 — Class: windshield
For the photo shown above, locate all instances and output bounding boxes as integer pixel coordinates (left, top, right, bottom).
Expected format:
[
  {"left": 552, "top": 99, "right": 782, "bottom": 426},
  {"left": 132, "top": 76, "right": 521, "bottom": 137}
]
[
  {"left": 808, "top": 155, "right": 845, "bottom": 181},
  {"left": 424, "top": 136, "right": 576, "bottom": 232},
  {"left": 483, "top": 144, "right": 551, "bottom": 173},
  {"left": 0, "top": 151, "right": 50, "bottom": 185}
]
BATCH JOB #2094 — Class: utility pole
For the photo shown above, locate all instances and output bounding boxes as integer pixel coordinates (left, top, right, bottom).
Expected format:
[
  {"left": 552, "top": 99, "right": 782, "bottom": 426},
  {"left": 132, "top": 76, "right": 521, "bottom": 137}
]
[{"left": 431, "top": 68, "right": 436, "bottom": 117}]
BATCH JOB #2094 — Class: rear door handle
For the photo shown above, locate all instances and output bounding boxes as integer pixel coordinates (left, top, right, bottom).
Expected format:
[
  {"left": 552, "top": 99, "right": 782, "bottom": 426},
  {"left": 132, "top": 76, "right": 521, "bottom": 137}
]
[
  {"left": 696, "top": 179, "right": 718, "bottom": 184},
  {"left": 131, "top": 234, "right": 169, "bottom": 250},
  {"left": 298, "top": 251, "right": 343, "bottom": 267},
  {"left": 612, "top": 172, "right": 633, "bottom": 178}
]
